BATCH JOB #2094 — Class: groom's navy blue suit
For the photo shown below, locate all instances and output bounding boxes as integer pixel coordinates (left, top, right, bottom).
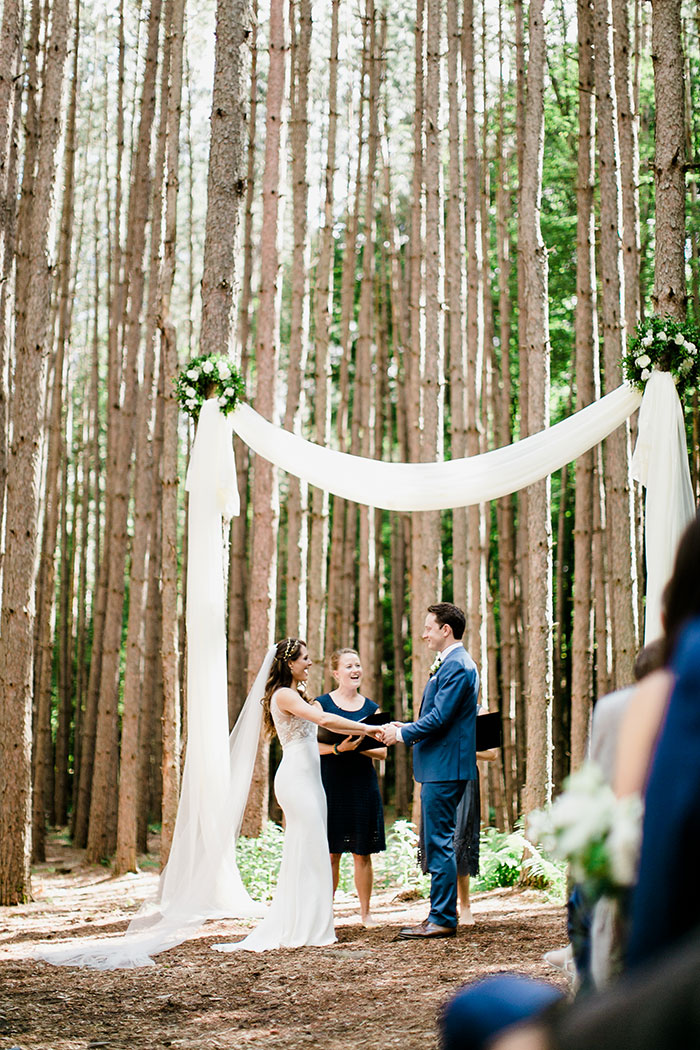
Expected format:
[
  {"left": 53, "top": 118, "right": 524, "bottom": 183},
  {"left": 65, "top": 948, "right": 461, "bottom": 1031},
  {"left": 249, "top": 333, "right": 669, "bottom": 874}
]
[{"left": 401, "top": 646, "right": 479, "bottom": 928}]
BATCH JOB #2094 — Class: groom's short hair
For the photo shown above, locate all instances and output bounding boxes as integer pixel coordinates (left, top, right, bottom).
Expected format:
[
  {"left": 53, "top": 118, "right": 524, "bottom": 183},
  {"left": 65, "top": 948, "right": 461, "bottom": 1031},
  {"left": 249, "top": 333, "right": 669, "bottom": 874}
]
[{"left": 428, "top": 602, "right": 466, "bottom": 640}]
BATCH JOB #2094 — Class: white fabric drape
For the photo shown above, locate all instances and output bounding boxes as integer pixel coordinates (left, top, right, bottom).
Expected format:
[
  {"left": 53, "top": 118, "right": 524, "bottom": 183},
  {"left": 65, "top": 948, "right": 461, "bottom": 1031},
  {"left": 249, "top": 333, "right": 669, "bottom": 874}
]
[
  {"left": 230, "top": 383, "right": 642, "bottom": 511},
  {"left": 35, "top": 401, "right": 266, "bottom": 969},
  {"left": 630, "top": 371, "right": 696, "bottom": 643}
]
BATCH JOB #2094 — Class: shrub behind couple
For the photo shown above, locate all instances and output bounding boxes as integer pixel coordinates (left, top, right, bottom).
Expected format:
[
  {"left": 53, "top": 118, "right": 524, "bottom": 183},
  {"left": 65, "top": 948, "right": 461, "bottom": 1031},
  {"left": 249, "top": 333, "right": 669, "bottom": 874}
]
[{"left": 215, "top": 601, "right": 479, "bottom": 952}]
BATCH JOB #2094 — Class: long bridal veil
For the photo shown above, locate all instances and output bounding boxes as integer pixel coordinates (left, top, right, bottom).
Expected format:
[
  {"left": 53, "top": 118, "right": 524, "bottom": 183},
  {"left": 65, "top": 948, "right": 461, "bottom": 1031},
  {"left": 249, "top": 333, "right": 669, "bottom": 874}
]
[{"left": 35, "top": 401, "right": 268, "bottom": 969}]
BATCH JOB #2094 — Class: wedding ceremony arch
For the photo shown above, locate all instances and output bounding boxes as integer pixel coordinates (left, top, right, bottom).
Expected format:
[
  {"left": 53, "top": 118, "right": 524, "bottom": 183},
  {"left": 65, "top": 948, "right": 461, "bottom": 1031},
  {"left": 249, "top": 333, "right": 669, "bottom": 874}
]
[{"left": 35, "top": 368, "right": 694, "bottom": 969}]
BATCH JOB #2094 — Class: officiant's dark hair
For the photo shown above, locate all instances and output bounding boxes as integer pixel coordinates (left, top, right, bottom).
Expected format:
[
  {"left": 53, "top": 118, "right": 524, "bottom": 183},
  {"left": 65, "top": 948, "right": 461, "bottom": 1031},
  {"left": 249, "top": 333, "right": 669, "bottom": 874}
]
[
  {"left": 428, "top": 602, "right": 465, "bottom": 640},
  {"left": 261, "top": 638, "right": 309, "bottom": 737}
]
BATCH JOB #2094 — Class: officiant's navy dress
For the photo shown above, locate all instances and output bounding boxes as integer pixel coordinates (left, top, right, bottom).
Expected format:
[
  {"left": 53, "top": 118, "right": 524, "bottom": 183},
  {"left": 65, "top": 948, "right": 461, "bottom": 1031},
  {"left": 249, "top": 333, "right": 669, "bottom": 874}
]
[{"left": 317, "top": 694, "right": 386, "bottom": 856}]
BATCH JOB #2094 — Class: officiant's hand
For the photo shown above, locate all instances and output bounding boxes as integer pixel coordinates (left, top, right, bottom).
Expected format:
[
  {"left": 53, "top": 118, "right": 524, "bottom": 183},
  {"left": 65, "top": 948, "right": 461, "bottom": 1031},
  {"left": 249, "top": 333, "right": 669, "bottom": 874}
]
[{"left": 336, "top": 734, "right": 363, "bottom": 752}]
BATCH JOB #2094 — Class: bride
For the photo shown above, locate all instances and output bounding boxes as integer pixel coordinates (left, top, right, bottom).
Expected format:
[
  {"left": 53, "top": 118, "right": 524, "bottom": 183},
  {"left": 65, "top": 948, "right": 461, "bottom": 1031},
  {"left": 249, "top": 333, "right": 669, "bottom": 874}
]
[{"left": 213, "top": 637, "right": 383, "bottom": 952}]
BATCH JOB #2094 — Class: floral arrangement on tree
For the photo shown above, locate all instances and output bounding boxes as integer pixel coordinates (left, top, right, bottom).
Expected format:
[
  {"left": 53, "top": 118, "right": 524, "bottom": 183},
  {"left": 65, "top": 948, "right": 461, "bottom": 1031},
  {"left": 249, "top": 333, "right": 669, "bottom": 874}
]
[
  {"left": 175, "top": 354, "right": 246, "bottom": 419},
  {"left": 526, "top": 762, "right": 643, "bottom": 900},
  {"left": 623, "top": 315, "right": 700, "bottom": 399}
]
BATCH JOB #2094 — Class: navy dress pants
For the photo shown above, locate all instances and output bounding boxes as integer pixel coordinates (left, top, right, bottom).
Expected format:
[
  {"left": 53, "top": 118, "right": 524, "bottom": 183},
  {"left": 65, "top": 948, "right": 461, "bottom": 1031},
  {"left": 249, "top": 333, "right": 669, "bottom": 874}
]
[{"left": 421, "top": 779, "right": 467, "bottom": 928}]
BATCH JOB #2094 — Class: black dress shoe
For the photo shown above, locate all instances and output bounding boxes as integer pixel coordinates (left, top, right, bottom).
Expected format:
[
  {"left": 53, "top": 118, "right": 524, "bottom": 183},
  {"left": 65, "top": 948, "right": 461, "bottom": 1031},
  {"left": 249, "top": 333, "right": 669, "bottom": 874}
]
[{"left": 398, "top": 921, "right": 456, "bottom": 939}]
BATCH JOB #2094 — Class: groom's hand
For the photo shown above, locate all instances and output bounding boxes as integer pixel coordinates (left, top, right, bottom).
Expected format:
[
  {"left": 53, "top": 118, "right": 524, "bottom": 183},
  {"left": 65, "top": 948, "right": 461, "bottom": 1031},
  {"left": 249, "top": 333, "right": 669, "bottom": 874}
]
[{"left": 382, "top": 722, "right": 404, "bottom": 746}]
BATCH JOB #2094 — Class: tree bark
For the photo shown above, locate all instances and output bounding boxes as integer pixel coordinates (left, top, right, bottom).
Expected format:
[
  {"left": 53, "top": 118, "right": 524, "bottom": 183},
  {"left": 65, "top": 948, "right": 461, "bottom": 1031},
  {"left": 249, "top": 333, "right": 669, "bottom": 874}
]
[
  {"left": 244, "top": 0, "right": 287, "bottom": 834},
  {"left": 520, "top": 0, "right": 553, "bottom": 814},
  {"left": 0, "top": 0, "right": 70, "bottom": 905},
  {"left": 651, "top": 0, "right": 686, "bottom": 320},
  {"left": 594, "top": 0, "right": 638, "bottom": 690},
  {"left": 571, "top": 0, "right": 599, "bottom": 769}
]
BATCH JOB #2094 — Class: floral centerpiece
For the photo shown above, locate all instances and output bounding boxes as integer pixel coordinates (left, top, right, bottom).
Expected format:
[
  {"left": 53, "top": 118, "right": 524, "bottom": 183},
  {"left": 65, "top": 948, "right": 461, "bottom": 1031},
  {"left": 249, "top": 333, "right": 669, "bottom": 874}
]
[
  {"left": 623, "top": 315, "right": 700, "bottom": 400},
  {"left": 526, "top": 762, "right": 643, "bottom": 900},
  {"left": 175, "top": 354, "right": 245, "bottom": 420}
]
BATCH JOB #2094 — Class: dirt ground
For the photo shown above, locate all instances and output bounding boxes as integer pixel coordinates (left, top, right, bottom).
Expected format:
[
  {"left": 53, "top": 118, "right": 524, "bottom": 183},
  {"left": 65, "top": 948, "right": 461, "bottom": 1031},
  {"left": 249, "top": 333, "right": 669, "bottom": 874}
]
[{"left": 0, "top": 837, "right": 569, "bottom": 1050}]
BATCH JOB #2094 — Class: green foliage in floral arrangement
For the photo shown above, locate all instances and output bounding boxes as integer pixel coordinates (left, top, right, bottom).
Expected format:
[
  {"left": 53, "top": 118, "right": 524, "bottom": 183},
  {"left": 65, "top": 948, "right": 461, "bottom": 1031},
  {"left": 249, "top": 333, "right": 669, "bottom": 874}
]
[
  {"left": 175, "top": 353, "right": 245, "bottom": 420},
  {"left": 623, "top": 315, "right": 700, "bottom": 400}
]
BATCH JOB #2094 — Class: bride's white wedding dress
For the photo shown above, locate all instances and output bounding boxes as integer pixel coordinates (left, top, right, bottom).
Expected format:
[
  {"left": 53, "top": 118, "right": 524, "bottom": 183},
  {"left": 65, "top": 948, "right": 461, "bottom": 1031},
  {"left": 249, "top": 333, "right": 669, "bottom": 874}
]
[{"left": 213, "top": 693, "right": 336, "bottom": 952}]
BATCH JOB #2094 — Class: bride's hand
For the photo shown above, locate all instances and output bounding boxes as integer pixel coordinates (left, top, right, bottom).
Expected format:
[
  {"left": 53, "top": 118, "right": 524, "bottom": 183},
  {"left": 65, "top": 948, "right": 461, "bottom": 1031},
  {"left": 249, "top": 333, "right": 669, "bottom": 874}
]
[{"left": 337, "top": 734, "right": 363, "bottom": 752}]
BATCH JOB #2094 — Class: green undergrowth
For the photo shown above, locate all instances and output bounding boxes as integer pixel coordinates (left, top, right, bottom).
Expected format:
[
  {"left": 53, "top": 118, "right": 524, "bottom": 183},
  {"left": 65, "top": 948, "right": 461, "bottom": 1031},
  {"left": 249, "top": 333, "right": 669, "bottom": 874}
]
[{"left": 236, "top": 818, "right": 566, "bottom": 903}]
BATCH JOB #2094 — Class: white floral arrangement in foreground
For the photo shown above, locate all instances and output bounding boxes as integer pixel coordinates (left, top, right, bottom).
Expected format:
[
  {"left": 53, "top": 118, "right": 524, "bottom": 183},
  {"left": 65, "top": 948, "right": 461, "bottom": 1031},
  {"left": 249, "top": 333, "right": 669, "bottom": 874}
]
[
  {"left": 526, "top": 762, "right": 643, "bottom": 897},
  {"left": 175, "top": 354, "right": 245, "bottom": 420},
  {"left": 623, "top": 315, "right": 700, "bottom": 400}
]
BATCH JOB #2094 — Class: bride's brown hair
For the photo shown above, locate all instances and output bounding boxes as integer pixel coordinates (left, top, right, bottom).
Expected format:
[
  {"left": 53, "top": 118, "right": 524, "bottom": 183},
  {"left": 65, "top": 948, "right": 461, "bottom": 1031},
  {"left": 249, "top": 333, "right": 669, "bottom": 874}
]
[{"left": 261, "top": 638, "right": 309, "bottom": 737}]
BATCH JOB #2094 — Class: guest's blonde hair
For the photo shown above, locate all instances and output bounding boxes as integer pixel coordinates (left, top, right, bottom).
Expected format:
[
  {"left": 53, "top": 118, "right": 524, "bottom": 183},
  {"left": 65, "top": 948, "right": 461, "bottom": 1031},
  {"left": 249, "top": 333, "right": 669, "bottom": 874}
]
[{"left": 330, "top": 647, "right": 360, "bottom": 672}]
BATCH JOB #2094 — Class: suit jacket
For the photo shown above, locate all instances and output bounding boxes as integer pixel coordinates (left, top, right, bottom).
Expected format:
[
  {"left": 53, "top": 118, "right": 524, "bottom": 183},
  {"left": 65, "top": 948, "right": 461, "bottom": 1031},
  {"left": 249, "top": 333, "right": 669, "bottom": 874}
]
[{"left": 401, "top": 646, "right": 479, "bottom": 783}]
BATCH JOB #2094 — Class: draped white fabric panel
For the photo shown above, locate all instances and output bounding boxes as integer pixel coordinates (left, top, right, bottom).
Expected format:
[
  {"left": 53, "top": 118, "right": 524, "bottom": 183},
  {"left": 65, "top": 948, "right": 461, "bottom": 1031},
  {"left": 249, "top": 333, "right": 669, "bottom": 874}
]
[
  {"left": 631, "top": 372, "right": 696, "bottom": 642},
  {"left": 231, "top": 383, "right": 643, "bottom": 511}
]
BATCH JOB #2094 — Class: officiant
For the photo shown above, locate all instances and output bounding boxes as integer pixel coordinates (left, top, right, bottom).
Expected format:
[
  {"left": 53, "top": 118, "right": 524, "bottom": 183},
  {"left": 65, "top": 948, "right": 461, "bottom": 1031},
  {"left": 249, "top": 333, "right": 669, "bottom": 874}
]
[{"left": 316, "top": 648, "right": 388, "bottom": 926}]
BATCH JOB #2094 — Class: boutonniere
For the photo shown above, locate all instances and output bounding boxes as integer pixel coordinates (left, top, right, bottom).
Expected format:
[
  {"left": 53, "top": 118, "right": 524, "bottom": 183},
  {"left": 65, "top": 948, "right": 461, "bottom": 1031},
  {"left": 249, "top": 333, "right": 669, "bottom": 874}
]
[{"left": 429, "top": 655, "right": 442, "bottom": 677}]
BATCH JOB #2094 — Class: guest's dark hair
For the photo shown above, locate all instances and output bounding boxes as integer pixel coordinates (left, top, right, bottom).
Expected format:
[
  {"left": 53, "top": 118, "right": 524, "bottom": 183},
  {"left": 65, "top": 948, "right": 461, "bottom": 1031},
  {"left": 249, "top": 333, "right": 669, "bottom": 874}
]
[
  {"left": 661, "top": 513, "right": 700, "bottom": 666},
  {"left": 634, "top": 639, "right": 665, "bottom": 681},
  {"left": 261, "top": 638, "right": 309, "bottom": 737},
  {"left": 427, "top": 602, "right": 466, "bottom": 640}
]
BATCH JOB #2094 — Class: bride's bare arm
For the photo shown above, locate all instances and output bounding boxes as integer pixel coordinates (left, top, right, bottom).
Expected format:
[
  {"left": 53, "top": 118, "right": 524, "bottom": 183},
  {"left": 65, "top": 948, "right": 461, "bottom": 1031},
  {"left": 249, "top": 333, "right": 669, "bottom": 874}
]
[{"left": 274, "top": 688, "right": 384, "bottom": 739}]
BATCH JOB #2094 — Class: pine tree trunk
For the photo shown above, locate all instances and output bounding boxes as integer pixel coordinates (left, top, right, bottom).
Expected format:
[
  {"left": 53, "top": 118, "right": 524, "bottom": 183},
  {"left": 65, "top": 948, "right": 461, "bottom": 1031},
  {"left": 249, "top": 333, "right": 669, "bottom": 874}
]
[
  {"left": 86, "top": 0, "right": 163, "bottom": 864},
  {"left": 0, "top": 0, "right": 70, "bottom": 906},
  {"left": 520, "top": 0, "right": 553, "bottom": 815},
  {"left": 594, "top": 0, "right": 638, "bottom": 690},
  {"left": 282, "top": 0, "right": 311, "bottom": 641},
  {"left": 651, "top": 0, "right": 686, "bottom": 320},
  {"left": 228, "top": 0, "right": 258, "bottom": 720},
  {"left": 244, "top": 0, "right": 286, "bottom": 835},
  {"left": 571, "top": 0, "right": 598, "bottom": 769},
  {"left": 306, "top": 0, "right": 339, "bottom": 698},
  {"left": 446, "top": 0, "right": 467, "bottom": 612},
  {"left": 613, "top": 0, "right": 641, "bottom": 340}
]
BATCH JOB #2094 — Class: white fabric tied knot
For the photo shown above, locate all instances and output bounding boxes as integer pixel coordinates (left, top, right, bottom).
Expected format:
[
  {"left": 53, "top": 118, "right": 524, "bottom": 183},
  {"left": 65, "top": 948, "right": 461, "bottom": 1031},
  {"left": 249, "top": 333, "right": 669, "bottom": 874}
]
[{"left": 631, "top": 371, "right": 695, "bottom": 643}]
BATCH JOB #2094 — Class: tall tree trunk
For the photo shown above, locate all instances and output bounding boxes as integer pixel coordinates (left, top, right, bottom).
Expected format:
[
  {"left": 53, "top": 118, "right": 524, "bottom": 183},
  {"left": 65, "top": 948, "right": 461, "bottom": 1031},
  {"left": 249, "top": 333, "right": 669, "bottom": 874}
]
[
  {"left": 282, "top": 0, "right": 311, "bottom": 640},
  {"left": 356, "top": 0, "right": 380, "bottom": 696},
  {"left": 594, "top": 0, "right": 638, "bottom": 690},
  {"left": 613, "top": 0, "right": 641, "bottom": 340},
  {"left": 86, "top": 0, "right": 163, "bottom": 864},
  {"left": 244, "top": 0, "right": 286, "bottom": 835},
  {"left": 31, "top": 0, "right": 80, "bottom": 861},
  {"left": 463, "top": 0, "right": 486, "bottom": 692},
  {"left": 571, "top": 0, "right": 599, "bottom": 769},
  {"left": 228, "top": 0, "right": 258, "bottom": 720},
  {"left": 0, "top": 0, "right": 70, "bottom": 905},
  {"left": 520, "top": 0, "right": 553, "bottom": 814},
  {"left": 158, "top": 0, "right": 186, "bottom": 867},
  {"left": 446, "top": 0, "right": 466, "bottom": 614},
  {"left": 306, "top": 0, "right": 339, "bottom": 697},
  {"left": 651, "top": 0, "right": 686, "bottom": 320}
]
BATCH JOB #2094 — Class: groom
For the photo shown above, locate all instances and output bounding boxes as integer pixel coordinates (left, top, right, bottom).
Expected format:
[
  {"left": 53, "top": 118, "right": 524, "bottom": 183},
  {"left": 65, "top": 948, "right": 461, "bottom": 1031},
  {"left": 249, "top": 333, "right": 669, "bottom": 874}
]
[{"left": 383, "top": 602, "right": 479, "bottom": 938}]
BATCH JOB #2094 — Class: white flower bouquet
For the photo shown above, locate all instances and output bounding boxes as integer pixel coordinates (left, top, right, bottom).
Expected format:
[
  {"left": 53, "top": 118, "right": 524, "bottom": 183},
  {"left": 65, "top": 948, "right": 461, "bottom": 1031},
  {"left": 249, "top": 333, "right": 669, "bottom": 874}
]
[
  {"left": 175, "top": 354, "right": 245, "bottom": 420},
  {"left": 623, "top": 315, "right": 700, "bottom": 400},
  {"left": 526, "top": 762, "right": 643, "bottom": 898}
]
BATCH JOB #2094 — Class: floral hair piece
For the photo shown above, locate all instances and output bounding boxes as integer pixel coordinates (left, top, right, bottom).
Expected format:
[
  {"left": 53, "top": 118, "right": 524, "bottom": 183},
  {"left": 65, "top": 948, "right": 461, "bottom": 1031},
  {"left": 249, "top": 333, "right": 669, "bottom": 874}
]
[{"left": 175, "top": 354, "right": 246, "bottom": 420}]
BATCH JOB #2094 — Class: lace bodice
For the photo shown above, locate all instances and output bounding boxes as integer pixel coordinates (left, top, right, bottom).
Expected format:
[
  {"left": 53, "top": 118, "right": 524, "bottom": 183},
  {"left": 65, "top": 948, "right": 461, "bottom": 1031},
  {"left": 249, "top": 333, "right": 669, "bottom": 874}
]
[{"left": 271, "top": 695, "right": 317, "bottom": 748}]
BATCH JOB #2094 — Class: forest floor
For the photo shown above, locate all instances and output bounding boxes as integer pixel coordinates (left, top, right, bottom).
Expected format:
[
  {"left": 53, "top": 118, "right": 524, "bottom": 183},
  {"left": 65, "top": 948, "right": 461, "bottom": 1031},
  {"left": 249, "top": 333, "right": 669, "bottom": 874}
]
[{"left": 0, "top": 835, "right": 569, "bottom": 1050}]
